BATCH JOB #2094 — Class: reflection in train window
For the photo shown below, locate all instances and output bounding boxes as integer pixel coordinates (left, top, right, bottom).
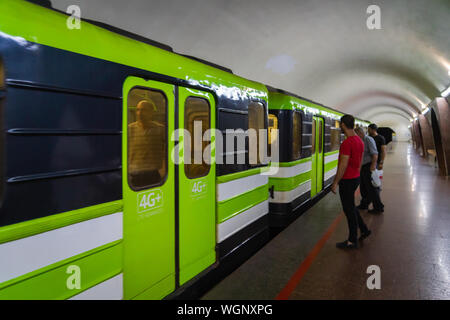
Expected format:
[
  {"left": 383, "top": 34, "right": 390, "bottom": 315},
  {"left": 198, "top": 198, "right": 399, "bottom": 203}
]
[
  {"left": 330, "top": 120, "right": 341, "bottom": 152},
  {"left": 127, "top": 87, "right": 167, "bottom": 190},
  {"left": 248, "top": 102, "right": 266, "bottom": 164},
  {"left": 184, "top": 96, "right": 211, "bottom": 179},
  {"left": 292, "top": 111, "right": 302, "bottom": 160}
]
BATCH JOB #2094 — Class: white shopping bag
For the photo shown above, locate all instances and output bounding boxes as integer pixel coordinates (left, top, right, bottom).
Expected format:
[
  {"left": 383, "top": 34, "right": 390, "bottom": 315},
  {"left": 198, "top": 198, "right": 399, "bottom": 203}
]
[{"left": 371, "top": 169, "right": 383, "bottom": 188}]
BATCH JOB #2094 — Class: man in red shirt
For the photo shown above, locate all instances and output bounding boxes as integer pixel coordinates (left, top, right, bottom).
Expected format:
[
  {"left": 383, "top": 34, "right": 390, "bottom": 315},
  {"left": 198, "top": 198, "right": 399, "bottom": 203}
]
[{"left": 331, "top": 115, "right": 371, "bottom": 249}]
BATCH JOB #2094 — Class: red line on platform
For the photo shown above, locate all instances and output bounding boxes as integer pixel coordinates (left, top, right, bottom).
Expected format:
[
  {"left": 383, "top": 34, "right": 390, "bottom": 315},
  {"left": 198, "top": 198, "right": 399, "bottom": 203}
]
[
  {"left": 275, "top": 212, "right": 344, "bottom": 300},
  {"left": 275, "top": 188, "right": 360, "bottom": 300}
]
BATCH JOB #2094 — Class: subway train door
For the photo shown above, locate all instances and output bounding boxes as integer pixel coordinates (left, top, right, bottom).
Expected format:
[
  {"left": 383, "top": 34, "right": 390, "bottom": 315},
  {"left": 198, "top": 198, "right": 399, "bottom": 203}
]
[
  {"left": 123, "top": 77, "right": 176, "bottom": 299},
  {"left": 311, "top": 116, "right": 324, "bottom": 197},
  {"left": 177, "top": 87, "right": 216, "bottom": 285}
]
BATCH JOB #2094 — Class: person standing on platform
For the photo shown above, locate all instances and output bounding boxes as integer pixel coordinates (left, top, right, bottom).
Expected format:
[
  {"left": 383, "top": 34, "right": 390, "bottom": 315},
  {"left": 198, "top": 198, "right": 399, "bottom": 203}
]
[
  {"left": 367, "top": 123, "right": 386, "bottom": 214},
  {"left": 355, "top": 127, "right": 384, "bottom": 214},
  {"left": 368, "top": 124, "right": 386, "bottom": 170},
  {"left": 331, "top": 115, "right": 371, "bottom": 249}
]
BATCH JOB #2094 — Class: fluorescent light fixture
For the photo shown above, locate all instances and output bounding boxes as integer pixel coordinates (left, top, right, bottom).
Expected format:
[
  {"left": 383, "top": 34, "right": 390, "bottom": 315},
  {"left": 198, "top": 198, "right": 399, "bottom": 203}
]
[
  {"left": 442, "top": 86, "right": 450, "bottom": 97},
  {"left": 422, "top": 106, "right": 430, "bottom": 114}
]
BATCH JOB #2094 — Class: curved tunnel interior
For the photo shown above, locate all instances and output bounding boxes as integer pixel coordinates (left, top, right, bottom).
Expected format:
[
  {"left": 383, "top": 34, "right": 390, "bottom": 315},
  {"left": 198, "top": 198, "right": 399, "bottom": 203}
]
[{"left": 49, "top": 0, "right": 450, "bottom": 142}]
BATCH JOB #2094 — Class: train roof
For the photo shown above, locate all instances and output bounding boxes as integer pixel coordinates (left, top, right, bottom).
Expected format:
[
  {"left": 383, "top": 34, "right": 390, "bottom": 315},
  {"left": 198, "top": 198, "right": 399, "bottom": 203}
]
[
  {"left": 266, "top": 86, "right": 371, "bottom": 125},
  {"left": 2, "top": 0, "right": 265, "bottom": 100},
  {"left": 27, "top": 0, "right": 235, "bottom": 75}
]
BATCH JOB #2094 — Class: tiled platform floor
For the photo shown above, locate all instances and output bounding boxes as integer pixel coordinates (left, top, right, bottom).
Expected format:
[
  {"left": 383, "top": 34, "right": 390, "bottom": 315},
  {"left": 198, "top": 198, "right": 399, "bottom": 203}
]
[{"left": 202, "top": 142, "right": 450, "bottom": 300}]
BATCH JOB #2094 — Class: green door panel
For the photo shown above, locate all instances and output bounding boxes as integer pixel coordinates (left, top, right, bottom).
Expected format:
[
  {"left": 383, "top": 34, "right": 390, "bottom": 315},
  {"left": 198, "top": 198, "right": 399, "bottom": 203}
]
[
  {"left": 122, "top": 77, "right": 175, "bottom": 300},
  {"left": 311, "top": 116, "right": 324, "bottom": 197},
  {"left": 178, "top": 87, "right": 216, "bottom": 285},
  {"left": 317, "top": 117, "right": 324, "bottom": 192},
  {"left": 311, "top": 119, "right": 317, "bottom": 197}
]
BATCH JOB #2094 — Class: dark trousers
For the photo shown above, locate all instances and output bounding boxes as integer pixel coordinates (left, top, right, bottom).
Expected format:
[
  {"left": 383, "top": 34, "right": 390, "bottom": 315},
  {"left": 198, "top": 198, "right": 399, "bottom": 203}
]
[
  {"left": 339, "top": 177, "right": 369, "bottom": 243},
  {"left": 359, "top": 163, "right": 384, "bottom": 211}
]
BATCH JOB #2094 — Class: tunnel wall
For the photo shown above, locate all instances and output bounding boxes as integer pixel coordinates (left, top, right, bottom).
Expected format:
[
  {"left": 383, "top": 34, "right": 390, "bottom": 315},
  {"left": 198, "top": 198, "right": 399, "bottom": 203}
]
[
  {"left": 411, "top": 119, "right": 423, "bottom": 156},
  {"left": 432, "top": 98, "right": 450, "bottom": 176},
  {"left": 418, "top": 114, "right": 434, "bottom": 159}
]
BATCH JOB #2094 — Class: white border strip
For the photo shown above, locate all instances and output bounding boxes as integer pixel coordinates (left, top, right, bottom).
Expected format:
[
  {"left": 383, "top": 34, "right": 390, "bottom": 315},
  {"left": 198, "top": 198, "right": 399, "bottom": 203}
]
[
  {"left": 69, "top": 273, "right": 123, "bottom": 300},
  {"left": 325, "top": 153, "right": 339, "bottom": 164},
  {"left": 324, "top": 167, "right": 337, "bottom": 181},
  {"left": 270, "top": 161, "right": 311, "bottom": 179},
  {"left": 217, "top": 200, "right": 268, "bottom": 243},
  {"left": 270, "top": 180, "right": 311, "bottom": 204},
  {"left": 217, "top": 174, "right": 268, "bottom": 202},
  {"left": 0, "top": 212, "right": 123, "bottom": 283}
]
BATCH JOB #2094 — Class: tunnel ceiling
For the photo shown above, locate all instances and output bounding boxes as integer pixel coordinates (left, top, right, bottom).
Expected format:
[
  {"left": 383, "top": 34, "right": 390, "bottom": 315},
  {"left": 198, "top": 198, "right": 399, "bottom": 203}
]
[{"left": 51, "top": 0, "right": 450, "bottom": 123}]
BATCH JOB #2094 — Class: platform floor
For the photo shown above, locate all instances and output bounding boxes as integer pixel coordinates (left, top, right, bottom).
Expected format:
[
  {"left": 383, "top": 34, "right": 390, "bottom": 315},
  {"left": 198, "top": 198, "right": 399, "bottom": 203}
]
[{"left": 202, "top": 142, "right": 450, "bottom": 300}]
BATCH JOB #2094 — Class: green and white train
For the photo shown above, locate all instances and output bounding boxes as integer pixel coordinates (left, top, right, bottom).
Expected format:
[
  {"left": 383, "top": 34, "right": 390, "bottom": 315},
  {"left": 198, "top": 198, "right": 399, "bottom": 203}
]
[{"left": 0, "top": 0, "right": 369, "bottom": 299}]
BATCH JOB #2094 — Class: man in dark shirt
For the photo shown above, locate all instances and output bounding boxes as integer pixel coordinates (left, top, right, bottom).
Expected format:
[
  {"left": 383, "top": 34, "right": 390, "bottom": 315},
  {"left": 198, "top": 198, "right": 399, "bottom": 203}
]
[
  {"left": 331, "top": 115, "right": 371, "bottom": 249},
  {"left": 367, "top": 123, "right": 386, "bottom": 214},
  {"left": 369, "top": 124, "right": 386, "bottom": 170}
]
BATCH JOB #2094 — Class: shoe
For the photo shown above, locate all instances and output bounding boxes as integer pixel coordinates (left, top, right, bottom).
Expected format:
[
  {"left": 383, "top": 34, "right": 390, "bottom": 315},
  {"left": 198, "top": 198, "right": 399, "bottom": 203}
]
[
  {"left": 336, "top": 240, "right": 358, "bottom": 249},
  {"left": 368, "top": 209, "right": 383, "bottom": 214},
  {"left": 357, "top": 204, "right": 368, "bottom": 210},
  {"left": 359, "top": 230, "right": 372, "bottom": 241}
]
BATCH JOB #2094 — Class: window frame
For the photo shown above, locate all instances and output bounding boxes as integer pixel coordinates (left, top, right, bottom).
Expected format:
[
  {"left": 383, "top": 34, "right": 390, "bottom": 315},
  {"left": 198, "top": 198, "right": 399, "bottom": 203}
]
[
  {"left": 292, "top": 110, "right": 303, "bottom": 161},
  {"left": 330, "top": 120, "right": 341, "bottom": 152},
  {"left": 126, "top": 86, "right": 169, "bottom": 191},
  {"left": 184, "top": 95, "right": 211, "bottom": 180},
  {"left": 247, "top": 100, "right": 268, "bottom": 166}
]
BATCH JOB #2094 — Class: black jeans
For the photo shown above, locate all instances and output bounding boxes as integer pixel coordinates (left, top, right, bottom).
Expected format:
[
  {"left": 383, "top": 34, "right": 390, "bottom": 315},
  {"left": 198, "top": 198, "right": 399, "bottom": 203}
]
[
  {"left": 339, "top": 177, "right": 369, "bottom": 243},
  {"left": 359, "top": 163, "right": 384, "bottom": 211}
]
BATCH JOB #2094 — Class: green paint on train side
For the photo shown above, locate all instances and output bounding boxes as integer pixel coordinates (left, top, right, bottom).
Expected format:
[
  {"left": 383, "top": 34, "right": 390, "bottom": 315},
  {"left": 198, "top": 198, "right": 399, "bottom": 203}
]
[
  {"left": 325, "top": 160, "right": 339, "bottom": 172},
  {"left": 270, "top": 157, "right": 312, "bottom": 168},
  {"left": 0, "top": 0, "right": 268, "bottom": 101},
  {"left": 0, "top": 201, "right": 123, "bottom": 245},
  {"left": 122, "top": 77, "right": 176, "bottom": 300},
  {"left": 268, "top": 92, "right": 343, "bottom": 119},
  {"left": 217, "top": 184, "right": 268, "bottom": 223},
  {"left": 216, "top": 167, "right": 265, "bottom": 183},
  {"left": 0, "top": 240, "right": 122, "bottom": 299},
  {"left": 269, "top": 171, "right": 311, "bottom": 192},
  {"left": 177, "top": 87, "right": 216, "bottom": 286},
  {"left": 311, "top": 116, "right": 324, "bottom": 197},
  {"left": 325, "top": 150, "right": 340, "bottom": 156},
  {"left": 268, "top": 92, "right": 370, "bottom": 127}
]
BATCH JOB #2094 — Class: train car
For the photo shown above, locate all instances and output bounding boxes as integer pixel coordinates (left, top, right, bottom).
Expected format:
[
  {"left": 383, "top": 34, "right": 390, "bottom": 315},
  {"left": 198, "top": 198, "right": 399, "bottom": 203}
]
[
  {"left": 266, "top": 88, "right": 369, "bottom": 227},
  {"left": 0, "top": 0, "right": 370, "bottom": 300},
  {"left": 0, "top": 0, "right": 271, "bottom": 300}
]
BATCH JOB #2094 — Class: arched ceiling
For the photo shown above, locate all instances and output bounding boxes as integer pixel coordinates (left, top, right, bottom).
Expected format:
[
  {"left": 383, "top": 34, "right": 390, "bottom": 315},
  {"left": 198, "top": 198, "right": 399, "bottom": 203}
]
[{"left": 51, "top": 0, "right": 450, "bottom": 126}]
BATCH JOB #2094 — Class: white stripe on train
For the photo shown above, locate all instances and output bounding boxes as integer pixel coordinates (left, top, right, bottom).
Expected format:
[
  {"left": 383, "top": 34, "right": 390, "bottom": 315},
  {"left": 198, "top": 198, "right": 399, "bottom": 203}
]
[
  {"left": 217, "top": 173, "right": 268, "bottom": 202},
  {"left": 0, "top": 212, "right": 123, "bottom": 284},
  {"left": 217, "top": 200, "right": 269, "bottom": 243},
  {"left": 69, "top": 273, "right": 123, "bottom": 300}
]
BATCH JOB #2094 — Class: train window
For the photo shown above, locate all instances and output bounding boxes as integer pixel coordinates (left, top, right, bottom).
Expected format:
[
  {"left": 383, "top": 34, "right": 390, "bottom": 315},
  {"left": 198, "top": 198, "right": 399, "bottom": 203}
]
[
  {"left": 248, "top": 102, "right": 266, "bottom": 164},
  {"left": 330, "top": 120, "right": 341, "bottom": 151},
  {"left": 292, "top": 111, "right": 302, "bottom": 160},
  {"left": 268, "top": 114, "right": 278, "bottom": 157},
  {"left": 127, "top": 87, "right": 167, "bottom": 190},
  {"left": 318, "top": 120, "right": 323, "bottom": 153},
  {"left": 184, "top": 96, "right": 211, "bottom": 179}
]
